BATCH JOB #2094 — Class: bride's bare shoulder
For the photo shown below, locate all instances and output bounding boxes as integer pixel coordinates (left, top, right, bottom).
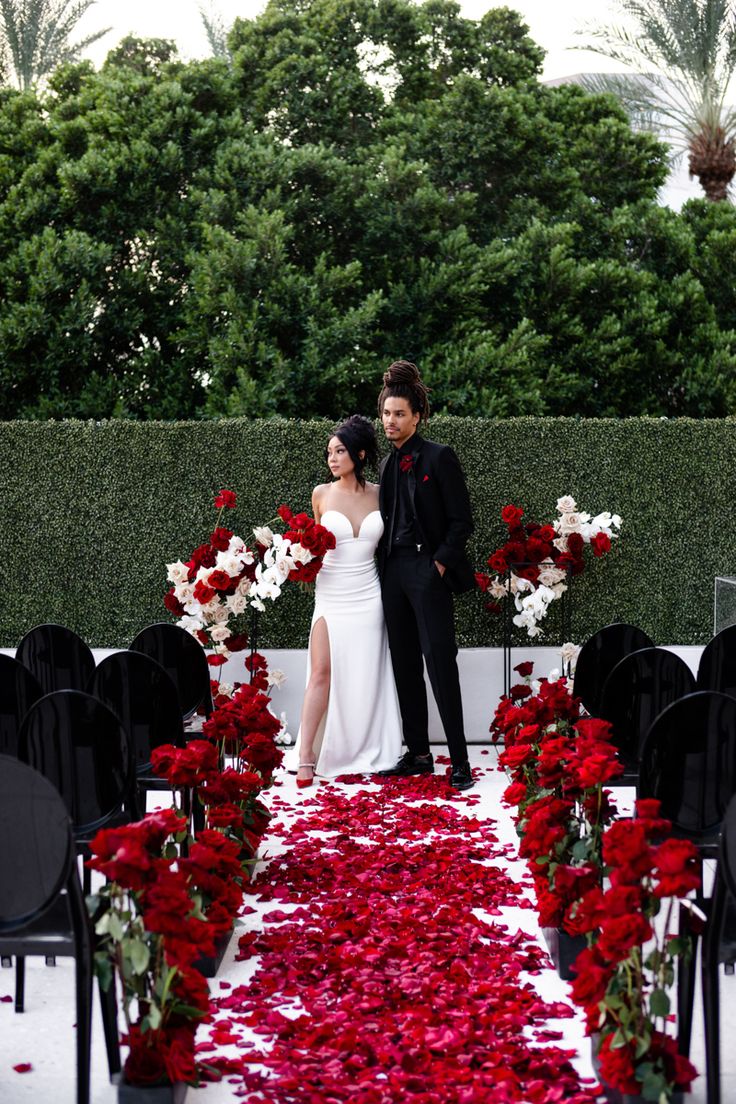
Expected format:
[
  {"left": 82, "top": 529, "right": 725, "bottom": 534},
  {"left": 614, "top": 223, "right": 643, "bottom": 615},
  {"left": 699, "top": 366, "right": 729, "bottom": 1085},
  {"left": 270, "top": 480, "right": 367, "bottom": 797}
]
[{"left": 312, "top": 483, "right": 331, "bottom": 519}]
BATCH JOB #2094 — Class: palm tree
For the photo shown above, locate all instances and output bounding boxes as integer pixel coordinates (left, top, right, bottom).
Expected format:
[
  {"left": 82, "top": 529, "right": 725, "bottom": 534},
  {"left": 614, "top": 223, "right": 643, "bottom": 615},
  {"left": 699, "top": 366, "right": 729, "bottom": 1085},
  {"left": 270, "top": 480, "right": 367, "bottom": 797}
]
[
  {"left": 576, "top": 0, "right": 736, "bottom": 201},
  {"left": 199, "top": 2, "right": 230, "bottom": 61},
  {"left": 0, "top": 0, "right": 110, "bottom": 89}
]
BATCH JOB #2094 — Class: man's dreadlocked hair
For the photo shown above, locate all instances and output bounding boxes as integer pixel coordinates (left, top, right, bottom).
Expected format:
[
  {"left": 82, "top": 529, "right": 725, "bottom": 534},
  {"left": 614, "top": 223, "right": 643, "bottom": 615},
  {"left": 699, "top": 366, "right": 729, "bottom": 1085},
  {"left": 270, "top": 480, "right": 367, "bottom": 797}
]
[{"left": 377, "top": 360, "right": 431, "bottom": 424}]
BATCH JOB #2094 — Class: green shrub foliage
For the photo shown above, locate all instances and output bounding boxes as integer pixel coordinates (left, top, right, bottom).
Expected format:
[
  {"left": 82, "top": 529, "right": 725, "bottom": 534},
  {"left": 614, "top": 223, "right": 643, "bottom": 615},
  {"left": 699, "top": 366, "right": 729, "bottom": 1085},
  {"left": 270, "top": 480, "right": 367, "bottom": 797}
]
[{"left": 0, "top": 416, "right": 732, "bottom": 648}]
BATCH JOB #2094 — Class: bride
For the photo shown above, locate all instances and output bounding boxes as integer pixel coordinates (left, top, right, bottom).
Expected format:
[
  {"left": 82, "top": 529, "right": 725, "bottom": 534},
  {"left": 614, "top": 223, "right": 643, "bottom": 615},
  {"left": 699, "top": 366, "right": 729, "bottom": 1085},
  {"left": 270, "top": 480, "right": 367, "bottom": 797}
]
[{"left": 293, "top": 415, "right": 402, "bottom": 785}]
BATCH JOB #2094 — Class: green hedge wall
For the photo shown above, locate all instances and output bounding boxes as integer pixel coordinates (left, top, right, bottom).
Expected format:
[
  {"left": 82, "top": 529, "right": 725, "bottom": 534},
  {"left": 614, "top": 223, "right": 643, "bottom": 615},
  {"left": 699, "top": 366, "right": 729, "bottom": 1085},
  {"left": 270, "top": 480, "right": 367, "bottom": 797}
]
[{"left": 0, "top": 416, "right": 733, "bottom": 649}]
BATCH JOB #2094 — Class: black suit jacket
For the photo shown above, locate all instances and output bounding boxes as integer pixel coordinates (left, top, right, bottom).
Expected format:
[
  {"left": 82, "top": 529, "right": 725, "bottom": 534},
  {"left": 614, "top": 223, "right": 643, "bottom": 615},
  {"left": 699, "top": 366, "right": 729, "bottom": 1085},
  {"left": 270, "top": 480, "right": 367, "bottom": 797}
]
[{"left": 378, "top": 435, "right": 475, "bottom": 594}]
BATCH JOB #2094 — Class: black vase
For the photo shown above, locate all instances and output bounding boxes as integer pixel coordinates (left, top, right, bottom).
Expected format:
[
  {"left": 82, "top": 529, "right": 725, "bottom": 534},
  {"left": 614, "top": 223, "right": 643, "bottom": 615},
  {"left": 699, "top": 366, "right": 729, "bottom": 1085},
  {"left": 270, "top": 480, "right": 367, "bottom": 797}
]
[
  {"left": 541, "top": 926, "right": 586, "bottom": 980},
  {"left": 192, "top": 924, "right": 233, "bottom": 978},
  {"left": 115, "top": 1074, "right": 188, "bottom": 1103},
  {"left": 590, "top": 1037, "right": 684, "bottom": 1104}
]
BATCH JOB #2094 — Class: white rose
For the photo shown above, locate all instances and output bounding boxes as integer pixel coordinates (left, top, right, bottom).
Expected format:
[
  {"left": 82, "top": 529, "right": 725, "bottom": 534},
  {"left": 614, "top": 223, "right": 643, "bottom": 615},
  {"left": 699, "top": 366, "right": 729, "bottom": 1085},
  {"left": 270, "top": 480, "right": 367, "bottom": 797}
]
[
  {"left": 209, "top": 624, "right": 232, "bottom": 643},
  {"left": 267, "top": 668, "right": 287, "bottom": 689},
  {"left": 215, "top": 552, "right": 243, "bottom": 576},
  {"left": 179, "top": 615, "right": 203, "bottom": 635},
  {"left": 225, "top": 594, "right": 248, "bottom": 616},
  {"left": 253, "top": 526, "right": 274, "bottom": 547},
  {"left": 236, "top": 578, "right": 252, "bottom": 597},
  {"left": 290, "top": 542, "right": 314, "bottom": 564},
  {"left": 174, "top": 582, "right": 195, "bottom": 605},
  {"left": 556, "top": 495, "right": 577, "bottom": 514},
  {"left": 537, "top": 564, "right": 566, "bottom": 587},
  {"left": 558, "top": 512, "right": 582, "bottom": 533},
  {"left": 166, "top": 560, "right": 190, "bottom": 585},
  {"left": 560, "top": 642, "right": 581, "bottom": 671}
]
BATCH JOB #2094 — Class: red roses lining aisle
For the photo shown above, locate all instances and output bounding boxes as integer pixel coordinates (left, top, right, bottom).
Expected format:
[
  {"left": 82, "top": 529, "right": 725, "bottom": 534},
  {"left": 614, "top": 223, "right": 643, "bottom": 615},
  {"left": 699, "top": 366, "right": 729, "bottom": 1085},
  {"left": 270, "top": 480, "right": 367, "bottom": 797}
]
[{"left": 199, "top": 770, "right": 601, "bottom": 1103}]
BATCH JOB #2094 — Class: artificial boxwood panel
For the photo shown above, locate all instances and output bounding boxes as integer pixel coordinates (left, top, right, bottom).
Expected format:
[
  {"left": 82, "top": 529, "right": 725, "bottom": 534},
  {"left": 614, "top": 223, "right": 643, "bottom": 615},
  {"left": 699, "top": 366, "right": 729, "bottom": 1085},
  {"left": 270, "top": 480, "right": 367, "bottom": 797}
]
[{"left": 0, "top": 416, "right": 733, "bottom": 649}]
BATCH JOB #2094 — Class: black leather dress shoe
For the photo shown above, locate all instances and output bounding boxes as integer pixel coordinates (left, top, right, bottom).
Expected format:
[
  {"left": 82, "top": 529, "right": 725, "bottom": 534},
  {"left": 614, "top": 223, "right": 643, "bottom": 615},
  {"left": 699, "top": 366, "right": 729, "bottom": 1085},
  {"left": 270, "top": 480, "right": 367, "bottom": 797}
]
[
  {"left": 378, "top": 751, "right": 435, "bottom": 777},
  {"left": 449, "top": 762, "right": 474, "bottom": 790}
]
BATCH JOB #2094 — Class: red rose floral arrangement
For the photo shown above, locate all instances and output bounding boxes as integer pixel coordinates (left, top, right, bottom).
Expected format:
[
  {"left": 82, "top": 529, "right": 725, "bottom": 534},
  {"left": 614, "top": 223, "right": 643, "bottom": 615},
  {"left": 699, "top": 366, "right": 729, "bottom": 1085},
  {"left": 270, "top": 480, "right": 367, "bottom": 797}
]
[
  {"left": 164, "top": 490, "right": 335, "bottom": 666},
  {"left": 572, "top": 799, "right": 700, "bottom": 1101},
  {"left": 477, "top": 495, "right": 621, "bottom": 637}
]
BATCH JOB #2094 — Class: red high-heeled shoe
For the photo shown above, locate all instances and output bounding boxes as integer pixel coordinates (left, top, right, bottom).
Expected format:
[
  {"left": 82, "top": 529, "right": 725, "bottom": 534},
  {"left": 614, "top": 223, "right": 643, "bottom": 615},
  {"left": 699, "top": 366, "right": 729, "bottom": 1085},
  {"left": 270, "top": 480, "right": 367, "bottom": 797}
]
[{"left": 296, "top": 762, "right": 316, "bottom": 788}]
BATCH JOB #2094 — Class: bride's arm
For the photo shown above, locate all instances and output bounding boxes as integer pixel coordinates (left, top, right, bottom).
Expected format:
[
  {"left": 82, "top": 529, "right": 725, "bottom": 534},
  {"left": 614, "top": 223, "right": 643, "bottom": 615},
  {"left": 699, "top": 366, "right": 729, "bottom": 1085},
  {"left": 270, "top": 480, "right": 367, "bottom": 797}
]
[{"left": 312, "top": 484, "right": 326, "bottom": 525}]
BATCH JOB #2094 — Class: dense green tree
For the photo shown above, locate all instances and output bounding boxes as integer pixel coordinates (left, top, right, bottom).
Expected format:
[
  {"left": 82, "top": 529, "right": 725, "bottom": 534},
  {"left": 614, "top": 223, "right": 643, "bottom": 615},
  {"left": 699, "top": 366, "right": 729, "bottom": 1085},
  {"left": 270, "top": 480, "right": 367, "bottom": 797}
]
[{"left": 1, "top": 1, "right": 736, "bottom": 420}]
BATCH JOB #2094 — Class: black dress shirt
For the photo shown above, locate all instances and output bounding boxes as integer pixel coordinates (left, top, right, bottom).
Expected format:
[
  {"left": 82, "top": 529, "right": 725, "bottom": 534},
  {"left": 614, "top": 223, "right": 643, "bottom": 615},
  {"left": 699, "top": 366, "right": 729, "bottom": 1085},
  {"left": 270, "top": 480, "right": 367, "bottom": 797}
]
[{"left": 388, "top": 437, "right": 419, "bottom": 549}]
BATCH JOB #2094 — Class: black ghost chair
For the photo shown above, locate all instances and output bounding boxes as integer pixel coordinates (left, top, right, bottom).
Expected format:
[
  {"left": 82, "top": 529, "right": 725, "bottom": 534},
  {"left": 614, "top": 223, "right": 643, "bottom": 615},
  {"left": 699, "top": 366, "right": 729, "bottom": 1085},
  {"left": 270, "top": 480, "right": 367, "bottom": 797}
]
[{"left": 16, "top": 623, "right": 95, "bottom": 696}]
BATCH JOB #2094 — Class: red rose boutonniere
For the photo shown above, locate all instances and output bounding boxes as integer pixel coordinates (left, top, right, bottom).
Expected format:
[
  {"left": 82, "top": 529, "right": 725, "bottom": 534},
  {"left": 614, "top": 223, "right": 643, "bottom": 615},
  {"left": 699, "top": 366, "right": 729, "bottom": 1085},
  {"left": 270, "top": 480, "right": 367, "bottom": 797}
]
[{"left": 399, "top": 455, "right": 414, "bottom": 473}]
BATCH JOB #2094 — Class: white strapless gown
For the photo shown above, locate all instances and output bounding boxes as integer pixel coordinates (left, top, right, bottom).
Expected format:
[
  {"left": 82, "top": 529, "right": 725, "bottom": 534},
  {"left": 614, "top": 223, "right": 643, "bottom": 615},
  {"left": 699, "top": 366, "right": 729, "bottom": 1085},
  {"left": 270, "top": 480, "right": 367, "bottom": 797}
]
[{"left": 290, "top": 509, "right": 403, "bottom": 777}]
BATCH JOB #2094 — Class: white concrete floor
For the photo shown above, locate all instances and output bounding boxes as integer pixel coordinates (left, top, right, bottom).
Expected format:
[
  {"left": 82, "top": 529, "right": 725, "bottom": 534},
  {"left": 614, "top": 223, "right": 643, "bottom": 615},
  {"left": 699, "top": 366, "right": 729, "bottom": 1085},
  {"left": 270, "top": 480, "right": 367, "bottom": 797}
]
[{"left": 0, "top": 747, "right": 732, "bottom": 1104}]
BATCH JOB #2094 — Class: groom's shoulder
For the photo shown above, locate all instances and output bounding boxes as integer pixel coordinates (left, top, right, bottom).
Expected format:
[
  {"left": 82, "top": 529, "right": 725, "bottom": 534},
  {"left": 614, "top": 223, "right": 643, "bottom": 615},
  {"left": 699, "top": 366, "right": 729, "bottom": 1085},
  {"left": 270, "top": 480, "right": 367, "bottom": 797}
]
[{"left": 422, "top": 437, "right": 456, "bottom": 461}]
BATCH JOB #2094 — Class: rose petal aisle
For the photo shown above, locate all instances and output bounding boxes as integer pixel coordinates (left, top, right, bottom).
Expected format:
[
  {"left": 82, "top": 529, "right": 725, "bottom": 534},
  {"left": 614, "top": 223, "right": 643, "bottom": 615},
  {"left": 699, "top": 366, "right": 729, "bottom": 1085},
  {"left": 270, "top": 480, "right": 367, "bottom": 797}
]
[{"left": 197, "top": 757, "right": 602, "bottom": 1104}]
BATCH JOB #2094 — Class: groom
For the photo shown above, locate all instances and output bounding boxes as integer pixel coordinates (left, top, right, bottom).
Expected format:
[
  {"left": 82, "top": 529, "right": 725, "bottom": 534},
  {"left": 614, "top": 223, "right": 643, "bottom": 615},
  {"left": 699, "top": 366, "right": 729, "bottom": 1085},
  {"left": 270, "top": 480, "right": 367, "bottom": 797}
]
[{"left": 376, "top": 360, "right": 475, "bottom": 791}]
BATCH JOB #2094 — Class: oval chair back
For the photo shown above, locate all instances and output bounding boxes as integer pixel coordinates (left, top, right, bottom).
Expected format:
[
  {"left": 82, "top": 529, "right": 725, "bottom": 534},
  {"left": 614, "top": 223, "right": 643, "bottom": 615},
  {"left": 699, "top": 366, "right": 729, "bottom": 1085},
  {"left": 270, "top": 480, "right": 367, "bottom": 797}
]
[
  {"left": 638, "top": 691, "right": 736, "bottom": 851},
  {"left": 0, "top": 654, "right": 43, "bottom": 757},
  {"left": 573, "top": 623, "right": 655, "bottom": 717},
  {"left": 697, "top": 625, "right": 736, "bottom": 701},
  {"left": 18, "top": 690, "right": 138, "bottom": 842},
  {"left": 89, "top": 650, "right": 184, "bottom": 777},
  {"left": 600, "top": 647, "right": 695, "bottom": 771},
  {"left": 129, "top": 623, "right": 212, "bottom": 721},
  {"left": 16, "top": 624, "right": 95, "bottom": 696}
]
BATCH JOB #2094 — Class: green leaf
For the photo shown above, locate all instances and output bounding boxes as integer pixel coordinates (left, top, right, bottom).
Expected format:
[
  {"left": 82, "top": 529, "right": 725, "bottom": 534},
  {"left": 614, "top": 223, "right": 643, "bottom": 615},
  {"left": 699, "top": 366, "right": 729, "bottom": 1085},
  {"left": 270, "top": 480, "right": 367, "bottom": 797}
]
[
  {"left": 650, "top": 989, "right": 670, "bottom": 1018},
  {"left": 128, "top": 939, "right": 150, "bottom": 976},
  {"left": 93, "top": 951, "right": 113, "bottom": 991},
  {"left": 571, "top": 839, "right": 589, "bottom": 861}
]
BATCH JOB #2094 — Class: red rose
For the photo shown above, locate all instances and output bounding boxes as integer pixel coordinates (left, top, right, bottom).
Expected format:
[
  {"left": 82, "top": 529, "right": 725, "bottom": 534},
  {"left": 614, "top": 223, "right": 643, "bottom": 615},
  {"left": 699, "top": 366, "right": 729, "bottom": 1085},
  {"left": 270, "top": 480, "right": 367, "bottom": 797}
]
[
  {"left": 513, "top": 661, "right": 534, "bottom": 677},
  {"left": 474, "top": 572, "right": 490, "bottom": 592},
  {"left": 164, "top": 589, "right": 185, "bottom": 617},
  {"left": 207, "top": 569, "right": 232, "bottom": 591},
  {"left": 276, "top": 504, "right": 293, "bottom": 522},
  {"left": 597, "top": 913, "right": 652, "bottom": 961},
  {"left": 652, "top": 838, "right": 701, "bottom": 898},
  {"left": 537, "top": 525, "right": 555, "bottom": 541},
  {"left": 591, "top": 531, "right": 612, "bottom": 557},
  {"left": 567, "top": 532, "right": 584, "bottom": 555},
  {"left": 509, "top": 682, "right": 532, "bottom": 700},
  {"left": 214, "top": 489, "right": 237, "bottom": 509},
  {"left": 210, "top": 527, "right": 233, "bottom": 551},
  {"left": 227, "top": 632, "right": 249, "bottom": 652},
  {"left": 190, "top": 543, "right": 216, "bottom": 572},
  {"left": 193, "top": 579, "right": 216, "bottom": 604},
  {"left": 123, "top": 1027, "right": 168, "bottom": 1087},
  {"left": 502, "top": 781, "right": 528, "bottom": 806},
  {"left": 207, "top": 654, "right": 227, "bottom": 667},
  {"left": 488, "top": 551, "right": 508, "bottom": 574},
  {"left": 501, "top": 504, "right": 524, "bottom": 527},
  {"left": 597, "top": 1033, "right": 641, "bottom": 1095}
]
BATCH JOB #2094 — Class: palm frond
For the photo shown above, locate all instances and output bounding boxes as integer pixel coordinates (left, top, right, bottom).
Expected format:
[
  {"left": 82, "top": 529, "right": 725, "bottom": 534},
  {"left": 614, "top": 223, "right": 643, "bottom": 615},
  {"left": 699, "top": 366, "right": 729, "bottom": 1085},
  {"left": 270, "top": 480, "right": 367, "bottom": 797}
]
[{"left": 199, "top": 2, "right": 230, "bottom": 61}]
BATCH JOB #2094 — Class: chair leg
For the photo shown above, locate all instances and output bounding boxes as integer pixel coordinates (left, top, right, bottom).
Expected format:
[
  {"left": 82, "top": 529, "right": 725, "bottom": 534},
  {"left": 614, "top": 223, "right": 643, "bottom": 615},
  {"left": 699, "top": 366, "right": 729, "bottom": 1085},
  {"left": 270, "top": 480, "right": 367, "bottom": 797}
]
[
  {"left": 75, "top": 951, "right": 93, "bottom": 1104},
  {"left": 15, "top": 956, "right": 25, "bottom": 1013},
  {"left": 703, "top": 879, "right": 723, "bottom": 1104},
  {"left": 83, "top": 864, "right": 91, "bottom": 896},
  {"left": 98, "top": 974, "right": 121, "bottom": 1076},
  {"left": 677, "top": 902, "right": 698, "bottom": 1057}
]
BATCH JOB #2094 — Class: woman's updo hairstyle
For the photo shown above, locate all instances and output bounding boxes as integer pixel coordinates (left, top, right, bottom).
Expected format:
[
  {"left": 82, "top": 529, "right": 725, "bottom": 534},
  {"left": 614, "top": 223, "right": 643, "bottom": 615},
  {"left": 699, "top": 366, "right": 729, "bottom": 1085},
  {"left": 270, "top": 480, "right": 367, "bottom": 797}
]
[
  {"left": 330, "top": 415, "right": 378, "bottom": 487},
  {"left": 377, "top": 359, "right": 431, "bottom": 424}
]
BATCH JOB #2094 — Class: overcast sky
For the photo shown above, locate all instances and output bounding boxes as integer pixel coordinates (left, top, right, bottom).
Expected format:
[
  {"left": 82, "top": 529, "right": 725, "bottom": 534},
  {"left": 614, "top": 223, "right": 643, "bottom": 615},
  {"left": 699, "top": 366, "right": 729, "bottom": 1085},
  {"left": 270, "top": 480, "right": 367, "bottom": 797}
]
[{"left": 80, "top": 1, "right": 626, "bottom": 80}]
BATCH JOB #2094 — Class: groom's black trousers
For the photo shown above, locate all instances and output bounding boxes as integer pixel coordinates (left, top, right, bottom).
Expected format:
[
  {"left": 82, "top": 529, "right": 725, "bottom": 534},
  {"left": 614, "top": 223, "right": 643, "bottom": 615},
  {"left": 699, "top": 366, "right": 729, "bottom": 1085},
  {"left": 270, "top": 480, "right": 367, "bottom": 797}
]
[{"left": 381, "top": 547, "right": 468, "bottom": 768}]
